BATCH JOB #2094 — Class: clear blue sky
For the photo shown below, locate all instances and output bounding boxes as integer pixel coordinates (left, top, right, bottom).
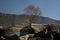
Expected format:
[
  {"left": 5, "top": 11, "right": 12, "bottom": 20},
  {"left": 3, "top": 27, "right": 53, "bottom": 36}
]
[{"left": 0, "top": 0, "right": 60, "bottom": 20}]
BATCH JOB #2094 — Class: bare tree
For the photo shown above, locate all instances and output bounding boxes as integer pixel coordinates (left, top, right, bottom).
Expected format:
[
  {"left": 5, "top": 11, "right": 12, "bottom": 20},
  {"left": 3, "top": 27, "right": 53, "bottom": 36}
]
[
  {"left": 24, "top": 5, "right": 41, "bottom": 28},
  {"left": 24, "top": 5, "right": 41, "bottom": 15}
]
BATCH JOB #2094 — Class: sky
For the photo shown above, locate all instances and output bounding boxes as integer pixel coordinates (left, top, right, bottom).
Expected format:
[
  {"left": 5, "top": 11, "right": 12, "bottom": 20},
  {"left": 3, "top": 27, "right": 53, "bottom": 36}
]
[{"left": 0, "top": 0, "right": 60, "bottom": 20}]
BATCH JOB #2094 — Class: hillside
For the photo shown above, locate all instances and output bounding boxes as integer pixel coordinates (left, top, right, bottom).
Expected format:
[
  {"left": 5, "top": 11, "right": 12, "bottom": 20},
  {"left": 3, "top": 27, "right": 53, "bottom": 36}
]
[
  {"left": 0, "top": 13, "right": 16, "bottom": 28},
  {"left": 0, "top": 13, "right": 60, "bottom": 27}
]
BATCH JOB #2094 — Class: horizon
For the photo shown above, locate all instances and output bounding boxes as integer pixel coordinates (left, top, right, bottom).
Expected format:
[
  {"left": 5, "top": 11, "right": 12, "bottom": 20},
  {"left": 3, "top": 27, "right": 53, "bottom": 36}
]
[{"left": 0, "top": 12, "right": 60, "bottom": 21}]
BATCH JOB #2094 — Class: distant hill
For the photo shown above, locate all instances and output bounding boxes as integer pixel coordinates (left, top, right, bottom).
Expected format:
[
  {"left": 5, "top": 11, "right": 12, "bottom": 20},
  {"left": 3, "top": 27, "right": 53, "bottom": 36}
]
[
  {"left": 0, "top": 13, "right": 60, "bottom": 27},
  {"left": 0, "top": 13, "right": 16, "bottom": 28}
]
